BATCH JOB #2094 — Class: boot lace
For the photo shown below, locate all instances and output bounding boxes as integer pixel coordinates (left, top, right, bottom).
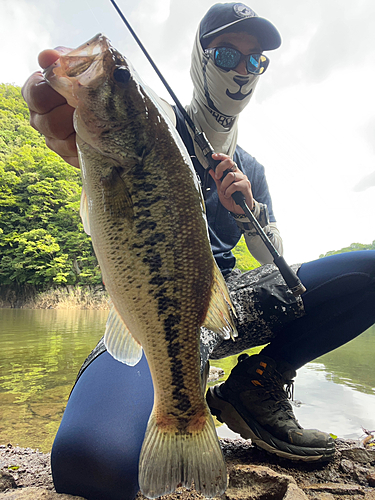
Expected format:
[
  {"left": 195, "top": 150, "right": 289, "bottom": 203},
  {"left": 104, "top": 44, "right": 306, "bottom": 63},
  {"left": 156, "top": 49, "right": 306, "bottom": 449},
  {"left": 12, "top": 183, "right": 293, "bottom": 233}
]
[{"left": 266, "top": 376, "right": 296, "bottom": 420}]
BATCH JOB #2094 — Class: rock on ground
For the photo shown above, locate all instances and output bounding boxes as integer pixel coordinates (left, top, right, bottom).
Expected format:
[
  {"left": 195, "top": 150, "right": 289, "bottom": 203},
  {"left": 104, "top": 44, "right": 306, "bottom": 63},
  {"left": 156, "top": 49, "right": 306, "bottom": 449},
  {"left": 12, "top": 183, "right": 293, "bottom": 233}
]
[
  {"left": 0, "top": 486, "right": 84, "bottom": 499},
  {"left": 1, "top": 439, "right": 375, "bottom": 499}
]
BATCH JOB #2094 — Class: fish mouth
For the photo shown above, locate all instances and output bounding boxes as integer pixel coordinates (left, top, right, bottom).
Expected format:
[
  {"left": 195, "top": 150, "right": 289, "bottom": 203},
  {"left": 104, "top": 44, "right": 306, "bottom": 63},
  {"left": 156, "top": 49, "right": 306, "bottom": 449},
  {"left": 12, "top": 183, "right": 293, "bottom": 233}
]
[{"left": 44, "top": 34, "right": 114, "bottom": 107}]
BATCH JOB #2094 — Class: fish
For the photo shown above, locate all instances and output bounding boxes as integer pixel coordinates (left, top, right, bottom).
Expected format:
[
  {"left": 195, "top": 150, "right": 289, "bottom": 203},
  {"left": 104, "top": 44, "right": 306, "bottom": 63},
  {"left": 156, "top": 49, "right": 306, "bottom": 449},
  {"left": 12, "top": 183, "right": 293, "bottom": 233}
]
[{"left": 44, "top": 34, "right": 237, "bottom": 499}]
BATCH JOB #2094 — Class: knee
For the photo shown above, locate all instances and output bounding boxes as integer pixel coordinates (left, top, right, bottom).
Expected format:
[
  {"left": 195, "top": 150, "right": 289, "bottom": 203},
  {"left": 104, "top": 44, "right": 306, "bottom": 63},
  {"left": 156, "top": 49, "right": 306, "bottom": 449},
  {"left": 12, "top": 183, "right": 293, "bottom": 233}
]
[{"left": 51, "top": 424, "right": 140, "bottom": 500}]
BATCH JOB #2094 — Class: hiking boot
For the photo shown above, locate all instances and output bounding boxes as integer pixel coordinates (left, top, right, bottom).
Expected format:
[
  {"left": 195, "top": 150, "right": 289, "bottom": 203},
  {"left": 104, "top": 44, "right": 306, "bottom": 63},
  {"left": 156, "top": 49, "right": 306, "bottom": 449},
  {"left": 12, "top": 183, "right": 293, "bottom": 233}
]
[{"left": 206, "top": 353, "right": 335, "bottom": 462}]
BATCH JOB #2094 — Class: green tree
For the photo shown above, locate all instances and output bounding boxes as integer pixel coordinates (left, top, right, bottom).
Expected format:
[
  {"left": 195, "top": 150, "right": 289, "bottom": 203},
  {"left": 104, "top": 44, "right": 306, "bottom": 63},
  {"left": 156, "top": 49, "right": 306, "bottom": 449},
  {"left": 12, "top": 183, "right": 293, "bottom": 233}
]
[
  {"left": 0, "top": 84, "right": 101, "bottom": 290},
  {"left": 320, "top": 241, "right": 375, "bottom": 258}
]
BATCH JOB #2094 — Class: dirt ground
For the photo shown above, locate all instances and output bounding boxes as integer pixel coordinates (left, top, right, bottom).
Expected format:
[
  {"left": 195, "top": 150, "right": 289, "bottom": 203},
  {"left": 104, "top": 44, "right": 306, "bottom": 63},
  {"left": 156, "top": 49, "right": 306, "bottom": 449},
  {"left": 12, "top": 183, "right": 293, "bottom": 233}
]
[{"left": 1, "top": 438, "right": 375, "bottom": 499}]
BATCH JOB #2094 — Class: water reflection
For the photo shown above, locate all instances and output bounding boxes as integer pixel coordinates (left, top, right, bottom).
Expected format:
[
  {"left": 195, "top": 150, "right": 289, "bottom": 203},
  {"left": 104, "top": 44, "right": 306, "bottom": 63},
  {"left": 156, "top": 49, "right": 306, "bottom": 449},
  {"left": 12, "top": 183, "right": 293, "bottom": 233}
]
[
  {"left": 292, "top": 363, "right": 375, "bottom": 440},
  {"left": 0, "top": 310, "right": 374, "bottom": 451},
  {"left": 0, "top": 309, "right": 107, "bottom": 452},
  {"left": 313, "top": 326, "right": 375, "bottom": 395},
  {"left": 291, "top": 325, "right": 375, "bottom": 439}
]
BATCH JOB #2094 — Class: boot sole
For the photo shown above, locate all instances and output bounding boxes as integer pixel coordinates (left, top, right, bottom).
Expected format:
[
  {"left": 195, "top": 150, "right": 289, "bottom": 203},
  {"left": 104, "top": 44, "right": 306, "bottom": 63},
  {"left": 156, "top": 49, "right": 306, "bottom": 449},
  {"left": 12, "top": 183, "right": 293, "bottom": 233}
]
[{"left": 207, "top": 387, "right": 335, "bottom": 463}]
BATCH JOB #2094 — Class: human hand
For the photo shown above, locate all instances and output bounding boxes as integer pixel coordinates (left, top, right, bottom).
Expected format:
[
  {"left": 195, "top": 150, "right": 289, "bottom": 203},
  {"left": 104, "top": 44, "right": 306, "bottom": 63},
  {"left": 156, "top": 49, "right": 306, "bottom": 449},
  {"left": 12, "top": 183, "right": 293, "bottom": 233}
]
[
  {"left": 21, "top": 48, "right": 78, "bottom": 168},
  {"left": 209, "top": 153, "right": 254, "bottom": 215}
]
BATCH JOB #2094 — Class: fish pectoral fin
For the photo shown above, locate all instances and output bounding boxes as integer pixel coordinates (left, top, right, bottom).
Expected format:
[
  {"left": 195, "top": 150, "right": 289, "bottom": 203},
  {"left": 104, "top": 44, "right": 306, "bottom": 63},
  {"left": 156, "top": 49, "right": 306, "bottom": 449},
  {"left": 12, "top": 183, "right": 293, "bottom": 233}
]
[
  {"left": 202, "top": 264, "right": 238, "bottom": 341},
  {"left": 139, "top": 409, "right": 227, "bottom": 498},
  {"left": 104, "top": 305, "right": 142, "bottom": 366},
  {"left": 100, "top": 166, "right": 133, "bottom": 221},
  {"left": 80, "top": 188, "right": 91, "bottom": 235}
]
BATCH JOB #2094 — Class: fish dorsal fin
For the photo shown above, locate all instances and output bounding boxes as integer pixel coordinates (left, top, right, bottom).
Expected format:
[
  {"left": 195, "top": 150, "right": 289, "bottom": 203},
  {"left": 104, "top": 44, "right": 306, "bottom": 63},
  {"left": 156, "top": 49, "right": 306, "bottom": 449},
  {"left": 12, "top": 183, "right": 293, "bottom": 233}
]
[
  {"left": 104, "top": 304, "right": 143, "bottom": 366},
  {"left": 80, "top": 188, "right": 91, "bottom": 235},
  {"left": 203, "top": 264, "right": 238, "bottom": 341}
]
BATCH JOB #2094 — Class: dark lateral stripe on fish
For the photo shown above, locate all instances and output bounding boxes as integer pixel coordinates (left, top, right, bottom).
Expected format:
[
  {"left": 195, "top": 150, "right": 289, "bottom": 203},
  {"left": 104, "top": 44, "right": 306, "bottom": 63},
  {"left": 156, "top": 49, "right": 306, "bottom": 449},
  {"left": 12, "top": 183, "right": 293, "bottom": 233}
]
[
  {"left": 141, "top": 183, "right": 158, "bottom": 192},
  {"left": 135, "top": 209, "right": 151, "bottom": 219},
  {"left": 157, "top": 296, "right": 179, "bottom": 311},
  {"left": 131, "top": 232, "right": 166, "bottom": 249},
  {"left": 164, "top": 315, "right": 193, "bottom": 418},
  {"left": 136, "top": 220, "right": 157, "bottom": 233},
  {"left": 132, "top": 168, "right": 151, "bottom": 180},
  {"left": 149, "top": 275, "right": 171, "bottom": 287},
  {"left": 145, "top": 260, "right": 192, "bottom": 420},
  {"left": 142, "top": 253, "right": 162, "bottom": 273},
  {"left": 134, "top": 195, "right": 162, "bottom": 208}
]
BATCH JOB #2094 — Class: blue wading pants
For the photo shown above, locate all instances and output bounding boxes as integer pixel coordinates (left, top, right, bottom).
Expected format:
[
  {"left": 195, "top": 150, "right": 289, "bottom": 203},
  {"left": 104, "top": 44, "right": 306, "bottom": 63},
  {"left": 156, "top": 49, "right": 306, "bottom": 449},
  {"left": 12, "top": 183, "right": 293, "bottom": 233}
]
[{"left": 51, "top": 250, "right": 375, "bottom": 500}]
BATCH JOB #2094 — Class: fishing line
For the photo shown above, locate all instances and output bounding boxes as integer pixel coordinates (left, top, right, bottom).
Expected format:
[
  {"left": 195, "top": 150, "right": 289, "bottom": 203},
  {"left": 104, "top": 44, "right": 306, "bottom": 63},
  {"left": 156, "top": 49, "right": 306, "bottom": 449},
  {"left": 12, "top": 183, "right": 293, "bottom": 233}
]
[
  {"left": 108, "top": 0, "right": 306, "bottom": 297},
  {"left": 84, "top": 0, "right": 103, "bottom": 30}
]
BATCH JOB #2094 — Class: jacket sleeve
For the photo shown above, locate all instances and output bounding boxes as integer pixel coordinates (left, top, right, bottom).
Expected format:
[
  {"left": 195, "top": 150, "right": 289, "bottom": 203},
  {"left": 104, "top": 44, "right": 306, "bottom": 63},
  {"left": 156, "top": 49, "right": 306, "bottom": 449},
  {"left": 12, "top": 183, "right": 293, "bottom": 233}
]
[
  {"left": 233, "top": 149, "right": 283, "bottom": 264},
  {"left": 244, "top": 221, "right": 283, "bottom": 265},
  {"left": 231, "top": 201, "right": 284, "bottom": 264}
]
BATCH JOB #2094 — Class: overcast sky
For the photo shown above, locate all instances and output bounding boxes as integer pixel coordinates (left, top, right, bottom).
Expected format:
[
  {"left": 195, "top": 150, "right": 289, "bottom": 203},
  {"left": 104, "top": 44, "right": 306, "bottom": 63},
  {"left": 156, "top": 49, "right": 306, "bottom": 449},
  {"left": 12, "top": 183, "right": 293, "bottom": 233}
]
[{"left": 1, "top": 0, "right": 374, "bottom": 264}]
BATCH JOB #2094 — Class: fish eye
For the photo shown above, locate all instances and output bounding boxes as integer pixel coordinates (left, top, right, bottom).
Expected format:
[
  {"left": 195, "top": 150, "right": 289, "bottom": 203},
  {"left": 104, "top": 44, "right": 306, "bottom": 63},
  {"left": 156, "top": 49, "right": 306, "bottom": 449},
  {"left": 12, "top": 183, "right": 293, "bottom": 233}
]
[{"left": 113, "top": 66, "right": 131, "bottom": 85}]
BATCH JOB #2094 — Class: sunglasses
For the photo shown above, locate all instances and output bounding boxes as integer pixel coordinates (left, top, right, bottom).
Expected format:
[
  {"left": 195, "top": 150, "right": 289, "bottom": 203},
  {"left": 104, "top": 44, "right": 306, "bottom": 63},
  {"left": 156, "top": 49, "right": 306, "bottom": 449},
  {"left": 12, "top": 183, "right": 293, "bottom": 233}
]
[{"left": 204, "top": 47, "right": 269, "bottom": 75}]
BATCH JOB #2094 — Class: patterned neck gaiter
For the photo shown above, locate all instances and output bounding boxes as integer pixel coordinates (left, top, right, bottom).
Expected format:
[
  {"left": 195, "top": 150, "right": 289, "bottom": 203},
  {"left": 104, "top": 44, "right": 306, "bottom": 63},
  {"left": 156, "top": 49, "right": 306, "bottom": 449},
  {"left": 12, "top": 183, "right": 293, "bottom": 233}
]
[{"left": 186, "top": 29, "right": 259, "bottom": 166}]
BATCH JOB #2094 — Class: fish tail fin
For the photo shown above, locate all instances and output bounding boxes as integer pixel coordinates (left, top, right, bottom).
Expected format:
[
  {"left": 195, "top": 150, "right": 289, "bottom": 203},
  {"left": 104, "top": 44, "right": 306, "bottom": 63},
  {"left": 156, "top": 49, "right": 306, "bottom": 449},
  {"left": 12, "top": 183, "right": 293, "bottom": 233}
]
[{"left": 139, "top": 409, "right": 227, "bottom": 499}]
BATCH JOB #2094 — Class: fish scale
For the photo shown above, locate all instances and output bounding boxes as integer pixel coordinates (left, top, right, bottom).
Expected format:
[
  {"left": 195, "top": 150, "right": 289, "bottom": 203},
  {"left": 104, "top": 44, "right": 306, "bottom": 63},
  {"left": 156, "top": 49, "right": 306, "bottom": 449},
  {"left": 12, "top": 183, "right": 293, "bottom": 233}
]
[{"left": 45, "top": 33, "right": 237, "bottom": 499}]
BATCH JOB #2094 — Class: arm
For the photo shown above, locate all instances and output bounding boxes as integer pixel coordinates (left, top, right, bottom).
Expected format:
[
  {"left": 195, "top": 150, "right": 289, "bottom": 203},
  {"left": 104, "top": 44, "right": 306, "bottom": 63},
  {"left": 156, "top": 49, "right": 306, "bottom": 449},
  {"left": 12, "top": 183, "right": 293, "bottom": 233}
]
[
  {"left": 243, "top": 219, "right": 283, "bottom": 264},
  {"left": 232, "top": 201, "right": 283, "bottom": 264},
  {"left": 208, "top": 152, "right": 283, "bottom": 265}
]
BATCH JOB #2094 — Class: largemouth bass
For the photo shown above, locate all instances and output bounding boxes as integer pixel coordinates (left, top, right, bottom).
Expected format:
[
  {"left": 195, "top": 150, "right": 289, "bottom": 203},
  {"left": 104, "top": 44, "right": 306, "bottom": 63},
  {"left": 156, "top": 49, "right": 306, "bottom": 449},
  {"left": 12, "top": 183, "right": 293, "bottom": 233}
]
[{"left": 44, "top": 34, "right": 237, "bottom": 499}]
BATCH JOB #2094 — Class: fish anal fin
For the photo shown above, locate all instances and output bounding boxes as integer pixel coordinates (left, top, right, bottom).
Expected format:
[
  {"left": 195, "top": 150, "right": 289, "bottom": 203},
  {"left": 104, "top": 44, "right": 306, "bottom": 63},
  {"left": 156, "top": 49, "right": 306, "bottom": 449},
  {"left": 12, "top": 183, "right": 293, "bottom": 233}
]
[
  {"left": 104, "top": 305, "right": 142, "bottom": 366},
  {"left": 139, "top": 408, "right": 227, "bottom": 499},
  {"left": 203, "top": 264, "right": 238, "bottom": 340}
]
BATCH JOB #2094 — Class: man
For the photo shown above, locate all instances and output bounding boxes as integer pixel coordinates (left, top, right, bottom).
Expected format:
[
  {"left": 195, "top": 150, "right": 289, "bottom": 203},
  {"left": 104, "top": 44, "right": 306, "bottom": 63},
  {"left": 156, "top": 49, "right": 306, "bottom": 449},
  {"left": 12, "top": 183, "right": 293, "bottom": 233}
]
[{"left": 22, "top": 3, "right": 375, "bottom": 499}]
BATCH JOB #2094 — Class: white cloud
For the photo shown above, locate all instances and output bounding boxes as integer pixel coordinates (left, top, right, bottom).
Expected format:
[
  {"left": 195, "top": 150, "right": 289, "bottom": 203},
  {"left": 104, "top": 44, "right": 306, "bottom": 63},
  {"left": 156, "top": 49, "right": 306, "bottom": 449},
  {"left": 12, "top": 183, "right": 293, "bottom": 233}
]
[
  {"left": 0, "top": 1, "right": 53, "bottom": 87},
  {"left": 354, "top": 171, "right": 375, "bottom": 191}
]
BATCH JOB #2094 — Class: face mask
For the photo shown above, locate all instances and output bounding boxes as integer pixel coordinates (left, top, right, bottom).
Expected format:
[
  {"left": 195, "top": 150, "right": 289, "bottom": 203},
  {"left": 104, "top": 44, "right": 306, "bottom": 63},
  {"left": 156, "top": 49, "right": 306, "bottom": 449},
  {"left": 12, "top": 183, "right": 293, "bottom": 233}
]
[
  {"left": 201, "top": 55, "right": 259, "bottom": 119},
  {"left": 190, "top": 30, "right": 259, "bottom": 128}
]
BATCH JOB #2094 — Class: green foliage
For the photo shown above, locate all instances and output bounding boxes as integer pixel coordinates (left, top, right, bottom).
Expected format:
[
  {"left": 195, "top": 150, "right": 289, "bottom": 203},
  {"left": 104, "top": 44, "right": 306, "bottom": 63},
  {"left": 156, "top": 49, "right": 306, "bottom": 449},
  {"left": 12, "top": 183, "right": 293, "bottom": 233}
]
[
  {"left": 0, "top": 84, "right": 101, "bottom": 289},
  {"left": 319, "top": 241, "right": 375, "bottom": 258},
  {"left": 232, "top": 235, "right": 260, "bottom": 271}
]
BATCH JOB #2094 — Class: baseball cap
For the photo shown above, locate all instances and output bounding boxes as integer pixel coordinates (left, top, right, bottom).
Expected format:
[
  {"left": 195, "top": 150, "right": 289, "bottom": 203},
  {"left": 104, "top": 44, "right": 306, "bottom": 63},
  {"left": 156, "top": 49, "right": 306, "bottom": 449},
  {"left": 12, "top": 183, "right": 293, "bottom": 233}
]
[{"left": 200, "top": 3, "right": 281, "bottom": 51}]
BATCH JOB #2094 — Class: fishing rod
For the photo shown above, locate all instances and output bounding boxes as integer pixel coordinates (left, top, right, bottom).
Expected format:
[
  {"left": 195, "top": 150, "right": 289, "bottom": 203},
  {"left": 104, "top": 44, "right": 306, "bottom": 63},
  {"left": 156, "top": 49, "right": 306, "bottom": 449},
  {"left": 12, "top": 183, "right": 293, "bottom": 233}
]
[{"left": 108, "top": 0, "right": 306, "bottom": 297}]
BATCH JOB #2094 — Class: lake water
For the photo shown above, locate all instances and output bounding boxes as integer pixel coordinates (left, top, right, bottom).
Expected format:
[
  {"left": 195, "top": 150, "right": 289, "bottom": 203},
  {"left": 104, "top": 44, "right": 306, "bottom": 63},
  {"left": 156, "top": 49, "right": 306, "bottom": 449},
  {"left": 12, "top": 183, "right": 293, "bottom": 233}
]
[{"left": 0, "top": 309, "right": 374, "bottom": 453}]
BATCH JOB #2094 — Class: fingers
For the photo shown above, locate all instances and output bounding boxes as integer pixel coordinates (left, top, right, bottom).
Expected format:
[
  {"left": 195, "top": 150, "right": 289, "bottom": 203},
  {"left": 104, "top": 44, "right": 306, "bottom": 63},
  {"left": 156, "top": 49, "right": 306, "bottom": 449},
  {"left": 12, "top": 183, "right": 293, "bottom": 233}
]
[
  {"left": 212, "top": 153, "right": 247, "bottom": 196},
  {"left": 32, "top": 102, "right": 75, "bottom": 141},
  {"left": 210, "top": 152, "right": 254, "bottom": 213},
  {"left": 59, "top": 155, "right": 80, "bottom": 169},
  {"left": 22, "top": 72, "right": 67, "bottom": 115},
  {"left": 38, "top": 49, "right": 61, "bottom": 69},
  {"left": 211, "top": 153, "right": 237, "bottom": 180},
  {"left": 22, "top": 48, "right": 65, "bottom": 112},
  {"left": 45, "top": 133, "right": 79, "bottom": 168},
  {"left": 21, "top": 48, "right": 78, "bottom": 167}
]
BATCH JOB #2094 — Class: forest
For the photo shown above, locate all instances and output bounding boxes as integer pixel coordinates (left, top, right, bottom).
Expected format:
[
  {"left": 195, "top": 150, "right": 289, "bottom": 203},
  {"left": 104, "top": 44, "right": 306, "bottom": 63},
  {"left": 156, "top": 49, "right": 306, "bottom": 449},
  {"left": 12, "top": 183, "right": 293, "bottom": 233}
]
[
  {"left": 0, "top": 84, "right": 101, "bottom": 291},
  {"left": 0, "top": 83, "right": 373, "bottom": 296}
]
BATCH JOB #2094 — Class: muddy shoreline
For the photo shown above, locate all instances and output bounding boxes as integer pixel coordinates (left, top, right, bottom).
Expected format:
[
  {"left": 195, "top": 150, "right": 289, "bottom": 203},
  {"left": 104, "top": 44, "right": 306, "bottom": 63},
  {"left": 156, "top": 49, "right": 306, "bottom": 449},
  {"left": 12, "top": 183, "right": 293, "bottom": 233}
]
[{"left": 1, "top": 439, "right": 375, "bottom": 499}]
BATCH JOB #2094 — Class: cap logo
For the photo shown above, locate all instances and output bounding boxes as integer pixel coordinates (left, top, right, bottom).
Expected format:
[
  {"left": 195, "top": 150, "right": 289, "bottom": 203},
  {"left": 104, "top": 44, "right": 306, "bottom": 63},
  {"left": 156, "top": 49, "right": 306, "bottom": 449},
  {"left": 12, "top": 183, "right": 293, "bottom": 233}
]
[{"left": 233, "top": 4, "right": 256, "bottom": 19}]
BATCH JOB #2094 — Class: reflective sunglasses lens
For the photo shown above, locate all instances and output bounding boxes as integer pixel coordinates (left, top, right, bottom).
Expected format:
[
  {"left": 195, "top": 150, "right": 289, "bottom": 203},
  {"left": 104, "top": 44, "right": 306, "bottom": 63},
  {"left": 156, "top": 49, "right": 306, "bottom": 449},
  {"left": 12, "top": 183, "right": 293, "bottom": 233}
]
[
  {"left": 247, "top": 54, "right": 268, "bottom": 75},
  {"left": 214, "top": 48, "right": 240, "bottom": 70}
]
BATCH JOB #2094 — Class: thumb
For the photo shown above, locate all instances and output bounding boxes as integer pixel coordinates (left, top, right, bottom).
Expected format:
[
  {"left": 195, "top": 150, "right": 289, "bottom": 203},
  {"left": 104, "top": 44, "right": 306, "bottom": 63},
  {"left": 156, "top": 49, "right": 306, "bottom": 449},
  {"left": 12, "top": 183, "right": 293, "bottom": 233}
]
[{"left": 37, "top": 47, "right": 72, "bottom": 69}]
